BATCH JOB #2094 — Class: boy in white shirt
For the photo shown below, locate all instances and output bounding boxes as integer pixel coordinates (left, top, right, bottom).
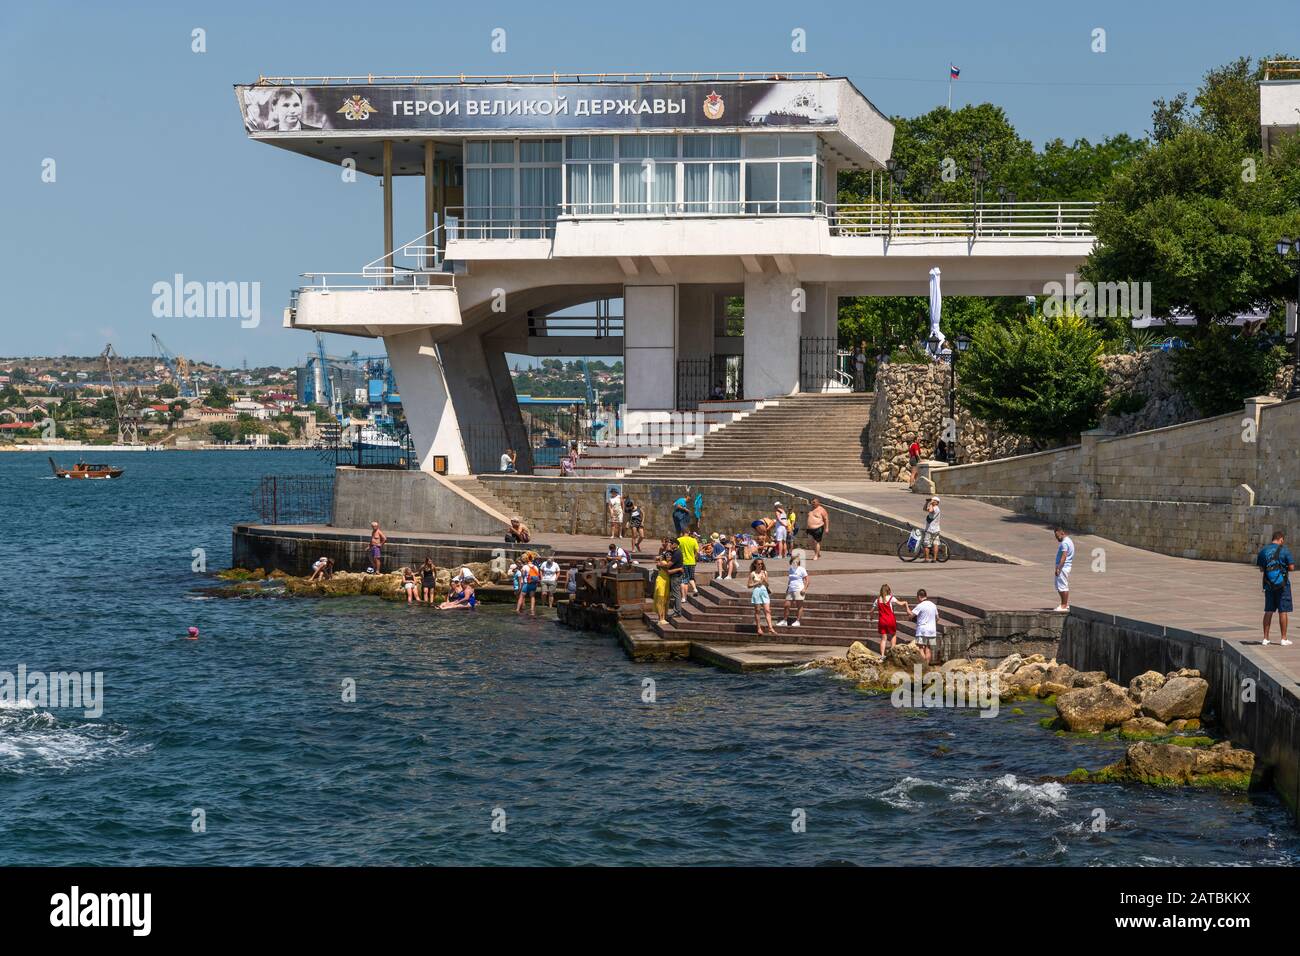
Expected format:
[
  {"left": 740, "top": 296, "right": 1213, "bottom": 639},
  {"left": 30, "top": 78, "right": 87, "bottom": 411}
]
[
  {"left": 909, "top": 588, "right": 939, "bottom": 664},
  {"left": 777, "top": 555, "right": 810, "bottom": 627}
]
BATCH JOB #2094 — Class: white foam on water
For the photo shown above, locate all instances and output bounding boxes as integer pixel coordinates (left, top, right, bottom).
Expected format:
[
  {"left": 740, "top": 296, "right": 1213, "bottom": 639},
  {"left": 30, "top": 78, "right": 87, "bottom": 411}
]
[
  {"left": 0, "top": 709, "right": 147, "bottom": 775},
  {"left": 0, "top": 699, "right": 37, "bottom": 711},
  {"left": 875, "top": 775, "right": 934, "bottom": 810},
  {"left": 949, "top": 773, "right": 1068, "bottom": 818}
]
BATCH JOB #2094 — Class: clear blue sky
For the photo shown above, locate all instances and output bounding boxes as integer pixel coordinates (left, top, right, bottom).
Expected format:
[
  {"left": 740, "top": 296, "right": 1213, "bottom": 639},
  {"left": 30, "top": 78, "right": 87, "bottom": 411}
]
[{"left": 1, "top": 0, "right": 1294, "bottom": 367}]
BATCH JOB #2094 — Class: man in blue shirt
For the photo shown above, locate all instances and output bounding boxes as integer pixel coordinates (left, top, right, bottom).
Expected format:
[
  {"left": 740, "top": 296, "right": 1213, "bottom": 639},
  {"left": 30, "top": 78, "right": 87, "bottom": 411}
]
[{"left": 1256, "top": 531, "right": 1294, "bottom": 646}]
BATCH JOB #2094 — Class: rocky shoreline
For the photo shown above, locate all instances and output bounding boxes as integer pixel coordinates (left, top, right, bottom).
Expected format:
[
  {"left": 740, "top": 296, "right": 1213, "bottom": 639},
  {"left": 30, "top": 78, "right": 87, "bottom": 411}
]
[
  {"left": 207, "top": 563, "right": 508, "bottom": 602},
  {"left": 811, "top": 644, "right": 1256, "bottom": 792}
]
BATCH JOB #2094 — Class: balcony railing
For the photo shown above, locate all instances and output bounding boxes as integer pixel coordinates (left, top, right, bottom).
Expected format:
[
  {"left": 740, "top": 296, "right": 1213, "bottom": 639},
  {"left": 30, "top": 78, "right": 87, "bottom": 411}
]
[
  {"left": 254, "top": 70, "right": 830, "bottom": 86},
  {"left": 827, "top": 201, "right": 1095, "bottom": 239},
  {"left": 443, "top": 200, "right": 1095, "bottom": 242}
]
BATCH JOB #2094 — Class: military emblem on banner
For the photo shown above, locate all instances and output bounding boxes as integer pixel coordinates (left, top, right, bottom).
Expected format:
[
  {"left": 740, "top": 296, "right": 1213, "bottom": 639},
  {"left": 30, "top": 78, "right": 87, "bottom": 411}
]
[
  {"left": 702, "top": 91, "right": 725, "bottom": 121},
  {"left": 337, "top": 95, "right": 377, "bottom": 121}
]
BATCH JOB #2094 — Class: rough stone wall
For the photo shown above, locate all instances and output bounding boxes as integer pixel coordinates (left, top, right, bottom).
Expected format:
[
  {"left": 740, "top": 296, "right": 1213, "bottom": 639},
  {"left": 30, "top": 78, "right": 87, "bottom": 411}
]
[
  {"left": 868, "top": 353, "right": 1297, "bottom": 481},
  {"left": 865, "top": 363, "right": 1033, "bottom": 481},
  {"left": 931, "top": 397, "right": 1300, "bottom": 562}
]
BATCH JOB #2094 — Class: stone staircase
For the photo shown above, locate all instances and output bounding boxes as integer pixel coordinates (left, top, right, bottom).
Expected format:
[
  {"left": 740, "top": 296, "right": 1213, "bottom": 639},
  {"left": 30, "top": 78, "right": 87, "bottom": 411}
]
[
  {"left": 647, "top": 575, "right": 983, "bottom": 647},
  {"left": 626, "top": 393, "right": 873, "bottom": 481},
  {"left": 446, "top": 474, "right": 517, "bottom": 519}
]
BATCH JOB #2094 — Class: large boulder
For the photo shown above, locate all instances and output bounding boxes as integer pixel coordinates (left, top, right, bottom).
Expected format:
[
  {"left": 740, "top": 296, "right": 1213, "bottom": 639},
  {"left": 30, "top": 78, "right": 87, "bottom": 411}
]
[
  {"left": 883, "top": 642, "right": 927, "bottom": 671},
  {"left": 1120, "top": 716, "right": 1170, "bottom": 739},
  {"left": 993, "top": 653, "right": 1024, "bottom": 675},
  {"left": 1192, "top": 741, "right": 1255, "bottom": 778},
  {"left": 1004, "top": 662, "right": 1051, "bottom": 694},
  {"left": 1044, "top": 663, "right": 1078, "bottom": 687},
  {"left": 1056, "top": 681, "right": 1140, "bottom": 733},
  {"left": 1127, "top": 670, "right": 1166, "bottom": 702},
  {"left": 1072, "top": 671, "right": 1108, "bottom": 688},
  {"left": 1140, "top": 676, "right": 1209, "bottom": 724},
  {"left": 1113, "top": 741, "right": 1197, "bottom": 784},
  {"left": 847, "top": 641, "right": 876, "bottom": 665},
  {"left": 1037, "top": 681, "right": 1072, "bottom": 699}
]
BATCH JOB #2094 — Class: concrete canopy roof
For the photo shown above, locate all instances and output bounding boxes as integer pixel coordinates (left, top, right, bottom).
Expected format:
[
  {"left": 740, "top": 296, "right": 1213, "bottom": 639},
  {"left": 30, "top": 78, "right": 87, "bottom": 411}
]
[{"left": 235, "top": 76, "right": 894, "bottom": 175}]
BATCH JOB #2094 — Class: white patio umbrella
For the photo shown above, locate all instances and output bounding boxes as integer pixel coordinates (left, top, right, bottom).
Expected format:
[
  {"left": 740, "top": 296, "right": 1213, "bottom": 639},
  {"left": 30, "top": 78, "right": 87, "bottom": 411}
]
[{"left": 928, "top": 266, "right": 946, "bottom": 356}]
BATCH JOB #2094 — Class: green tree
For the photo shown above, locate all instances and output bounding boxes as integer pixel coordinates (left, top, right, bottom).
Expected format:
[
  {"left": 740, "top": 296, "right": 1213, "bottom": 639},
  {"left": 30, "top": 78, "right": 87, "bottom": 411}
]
[
  {"left": 1083, "top": 127, "right": 1300, "bottom": 325},
  {"left": 208, "top": 421, "right": 234, "bottom": 443},
  {"left": 1171, "top": 326, "right": 1286, "bottom": 416},
  {"left": 205, "top": 383, "right": 233, "bottom": 408},
  {"left": 156, "top": 382, "right": 179, "bottom": 399},
  {"left": 0, "top": 385, "right": 22, "bottom": 407},
  {"left": 958, "top": 314, "right": 1107, "bottom": 445}
]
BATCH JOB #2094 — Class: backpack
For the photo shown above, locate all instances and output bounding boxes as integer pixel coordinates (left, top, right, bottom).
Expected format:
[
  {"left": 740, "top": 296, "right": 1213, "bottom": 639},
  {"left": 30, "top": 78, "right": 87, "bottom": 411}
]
[{"left": 1263, "top": 544, "right": 1290, "bottom": 589}]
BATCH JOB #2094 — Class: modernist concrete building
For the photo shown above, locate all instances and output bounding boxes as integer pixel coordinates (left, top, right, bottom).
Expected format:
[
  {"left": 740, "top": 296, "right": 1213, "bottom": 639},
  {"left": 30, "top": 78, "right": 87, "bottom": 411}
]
[{"left": 237, "top": 72, "right": 1096, "bottom": 474}]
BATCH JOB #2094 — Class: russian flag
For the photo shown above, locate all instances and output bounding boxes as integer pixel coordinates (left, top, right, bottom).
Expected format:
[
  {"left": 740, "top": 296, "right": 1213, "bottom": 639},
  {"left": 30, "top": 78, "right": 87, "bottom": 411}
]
[{"left": 950, "top": 64, "right": 960, "bottom": 79}]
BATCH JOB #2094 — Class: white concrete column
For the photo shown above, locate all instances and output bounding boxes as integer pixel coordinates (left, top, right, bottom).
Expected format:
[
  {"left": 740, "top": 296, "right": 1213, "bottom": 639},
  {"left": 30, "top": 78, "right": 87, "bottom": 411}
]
[
  {"left": 743, "top": 271, "right": 801, "bottom": 399},
  {"left": 624, "top": 284, "right": 677, "bottom": 419},
  {"left": 800, "top": 282, "right": 833, "bottom": 340},
  {"left": 384, "top": 329, "right": 468, "bottom": 475}
]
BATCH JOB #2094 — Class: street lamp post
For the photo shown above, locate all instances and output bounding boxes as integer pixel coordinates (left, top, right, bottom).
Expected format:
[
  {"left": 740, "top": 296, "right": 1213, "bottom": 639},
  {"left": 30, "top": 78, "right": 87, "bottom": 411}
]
[
  {"left": 885, "top": 159, "right": 906, "bottom": 241},
  {"left": 1277, "top": 237, "right": 1300, "bottom": 400}
]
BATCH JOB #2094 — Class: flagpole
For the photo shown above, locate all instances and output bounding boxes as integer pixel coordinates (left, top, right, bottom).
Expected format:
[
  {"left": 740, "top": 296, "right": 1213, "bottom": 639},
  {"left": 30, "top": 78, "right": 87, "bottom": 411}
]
[{"left": 948, "top": 74, "right": 952, "bottom": 110}]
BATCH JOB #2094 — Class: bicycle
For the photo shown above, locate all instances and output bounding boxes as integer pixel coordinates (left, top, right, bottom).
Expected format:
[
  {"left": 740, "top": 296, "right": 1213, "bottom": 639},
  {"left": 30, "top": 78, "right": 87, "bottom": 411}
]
[{"left": 898, "top": 528, "right": 949, "bottom": 563}]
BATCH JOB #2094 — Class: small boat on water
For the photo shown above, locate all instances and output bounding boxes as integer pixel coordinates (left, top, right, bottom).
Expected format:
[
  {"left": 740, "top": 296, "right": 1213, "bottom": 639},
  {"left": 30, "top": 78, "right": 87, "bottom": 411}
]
[{"left": 48, "top": 457, "right": 125, "bottom": 480}]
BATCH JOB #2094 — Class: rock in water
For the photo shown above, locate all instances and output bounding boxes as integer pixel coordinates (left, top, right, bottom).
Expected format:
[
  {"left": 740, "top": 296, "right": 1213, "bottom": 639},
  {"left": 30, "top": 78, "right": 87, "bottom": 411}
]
[
  {"left": 1044, "top": 663, "right": 1078, "bottom": 687},
  {"left": 1127, "top": 670, "right": 1166, "bottom": 702},
  {"left": 1120, "top": 716, "right": 1170, "bottom": 739},
  {"left": 1140, "top": 676, "right": 1209, "bottom": 723},
  {"left": 883, "top": 642, "right": 927, "bottom": 670},
  {"left": 1115, "top": 741, "right": 1197, "bottom": 783},
  {"left": 1072, "top": 671, "right": 1108, "bottom": 688},
  {"left": 1056, "top": 681, "right": 1139, "bottom": 733},
  {"left": 1100, "top": 740, "right": 1255, "bottom": 789},
  {"left": 846, "top": 641, "right": 874, "bottom": 664}
]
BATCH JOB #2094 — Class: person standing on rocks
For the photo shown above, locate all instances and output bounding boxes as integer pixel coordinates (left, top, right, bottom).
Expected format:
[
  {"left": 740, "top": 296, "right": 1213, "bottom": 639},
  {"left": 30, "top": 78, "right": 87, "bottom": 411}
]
[
  {"left": 909, "top": 588, "right": 938, "bottom": 664},
  {"left": 871, "top": 583, "right": 905, "bottom": 657},
  {"left": 1257, "top": 530, "right": 1294, "bottom": 646},
  {"left": 368, "top": 521, "right": 387, "bottom": 574},
  {"left": 1053, "top": 527, "right": 1074, "bottom": 612},
  {"left": 804, "top": 498, "right": 830, "bottom": 560},
  {"left": 419, "top": 558, "right": 437, "bottom": 605}
]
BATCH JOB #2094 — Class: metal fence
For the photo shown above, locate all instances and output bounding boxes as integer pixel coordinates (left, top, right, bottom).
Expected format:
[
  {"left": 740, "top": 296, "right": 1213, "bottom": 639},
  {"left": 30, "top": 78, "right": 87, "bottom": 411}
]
[
  {"left": 252, "top": 475, "right": 334, "bottom": 526},
  {"left": 316, "top": 424, "right": 419, "bottom": 470},
  {"left": 461, "top": 423, "right": 536, "bottom": 475},
  {"left": 799, "top": 337, "right": 851, "bottom": 392},
  {"left": 675, "top": 355, "right": 743, "bottom": 410}
]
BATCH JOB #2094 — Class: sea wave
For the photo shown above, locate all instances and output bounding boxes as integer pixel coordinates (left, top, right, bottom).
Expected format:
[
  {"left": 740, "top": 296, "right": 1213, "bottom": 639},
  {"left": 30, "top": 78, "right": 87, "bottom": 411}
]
[{"left": 0, "top": 708, "right": 147, "bottom": 776}]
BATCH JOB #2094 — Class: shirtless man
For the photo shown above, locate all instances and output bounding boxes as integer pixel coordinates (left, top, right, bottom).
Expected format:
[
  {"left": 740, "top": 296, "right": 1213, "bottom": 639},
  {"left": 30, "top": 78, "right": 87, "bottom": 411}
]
[
  {"left": 805, "top": 497, "right": 831, "bottom": 560},
  {"left": 368, "top": 521, "right": 387, "bottom": 574}
]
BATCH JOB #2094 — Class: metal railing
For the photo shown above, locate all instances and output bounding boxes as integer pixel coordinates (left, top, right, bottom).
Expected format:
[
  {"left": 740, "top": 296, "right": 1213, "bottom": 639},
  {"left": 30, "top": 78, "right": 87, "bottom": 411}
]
[
  {"left": 827, "top": 201, "right": 1095, "bottom": 239},
  {"left": 558, "top": 199, "right": 826, "bottom": 219},
  {"left": 252, "top": 475, "right": 334, "bottom": 525},
  {"left": 677, "top": 355, "right": 743, "bottom": 410},
  {"left": 446, "top": 206, "right": 557, "bottom": 240},
  {"left": 527, "top": 314, "right": 625, "bottom": 337},
  {"left": 1264, "top": 59, "right": 1300, "bottom": 80},
  {"left": 254, "top": 71, "right": 830, "bottom": 86},
  {"left": 289, "top": 225, "right": 458, "bottom": 308},
  {"left": 799, "top": 337, "right": 852, "bottom": 392}
]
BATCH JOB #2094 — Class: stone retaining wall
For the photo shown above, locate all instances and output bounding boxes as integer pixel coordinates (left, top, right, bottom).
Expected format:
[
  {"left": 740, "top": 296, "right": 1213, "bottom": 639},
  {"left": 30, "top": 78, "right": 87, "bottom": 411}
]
[
  {"left": 928, "top": 396, "right": 1300, "bottom": 562},
  {"left": 479, "top": 475, "right": 1015, "bottom": 563}
]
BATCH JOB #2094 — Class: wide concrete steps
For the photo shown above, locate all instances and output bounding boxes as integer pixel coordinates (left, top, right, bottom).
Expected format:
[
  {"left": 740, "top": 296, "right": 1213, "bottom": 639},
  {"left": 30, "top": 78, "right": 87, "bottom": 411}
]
[
  {"left": 646, "top": 579, "right": 981, "bottom": 646},
  {"left": 447, "top": 475, "right": 516, "bottom": 518},
  {"left": 626, "top": 393, "right": 872, "bottom": 479}
]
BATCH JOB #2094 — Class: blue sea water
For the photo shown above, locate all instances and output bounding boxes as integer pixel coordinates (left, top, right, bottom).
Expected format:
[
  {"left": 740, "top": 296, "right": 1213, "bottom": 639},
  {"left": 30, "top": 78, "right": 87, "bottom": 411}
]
[{"left": 1, "top": 450, "right": 1296, "bottom": 866}]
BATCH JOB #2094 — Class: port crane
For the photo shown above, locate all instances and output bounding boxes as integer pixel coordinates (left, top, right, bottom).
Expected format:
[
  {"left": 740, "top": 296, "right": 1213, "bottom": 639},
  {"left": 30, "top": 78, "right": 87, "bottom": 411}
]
[
  {"left": 151, "top": 334, "right": 198, "bottom": 397},
  {"left": 101, "top": 344, "right": 142, "bottom": 445}
]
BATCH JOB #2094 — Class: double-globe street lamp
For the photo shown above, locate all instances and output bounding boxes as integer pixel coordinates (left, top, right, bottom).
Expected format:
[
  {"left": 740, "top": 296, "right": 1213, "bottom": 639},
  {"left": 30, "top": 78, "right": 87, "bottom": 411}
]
[
  {"left": 928, "top": 331, "right": 972, "bottom": 464},
  {"left": 1276, "top": 237, "right": 1300, "bottom": 401}
]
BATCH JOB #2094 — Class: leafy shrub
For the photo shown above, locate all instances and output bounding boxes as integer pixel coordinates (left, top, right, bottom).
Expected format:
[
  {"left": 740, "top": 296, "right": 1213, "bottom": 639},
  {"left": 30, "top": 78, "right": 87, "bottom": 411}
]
[{"left": 958, "top": 314, "right": 1107, "bottom": 445}]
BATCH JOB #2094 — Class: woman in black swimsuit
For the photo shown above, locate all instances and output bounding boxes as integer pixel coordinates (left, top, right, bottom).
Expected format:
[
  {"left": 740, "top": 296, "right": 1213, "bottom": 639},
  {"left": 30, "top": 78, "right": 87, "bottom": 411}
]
[
  {"left": 419, "top": 558, "right": 437, "bottom": 605},
  {"left": 624, "top": 496, "right": 644, "bottom": 553}
]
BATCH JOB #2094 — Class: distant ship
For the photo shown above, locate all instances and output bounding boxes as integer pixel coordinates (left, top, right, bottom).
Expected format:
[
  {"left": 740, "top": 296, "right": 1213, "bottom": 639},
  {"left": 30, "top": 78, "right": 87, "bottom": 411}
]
[
  {"left": 48, "top": 457, "right": 124, "bottom": 480},
  {"left": 355, "top": 426, "right": 403, "bottom": 449}
]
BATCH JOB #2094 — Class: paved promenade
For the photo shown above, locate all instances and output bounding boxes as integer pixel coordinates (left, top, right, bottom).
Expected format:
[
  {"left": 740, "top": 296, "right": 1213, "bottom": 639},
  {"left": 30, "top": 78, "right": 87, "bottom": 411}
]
[{"left": 813, "top": 481, "right": 1299, "bottom": 680}]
